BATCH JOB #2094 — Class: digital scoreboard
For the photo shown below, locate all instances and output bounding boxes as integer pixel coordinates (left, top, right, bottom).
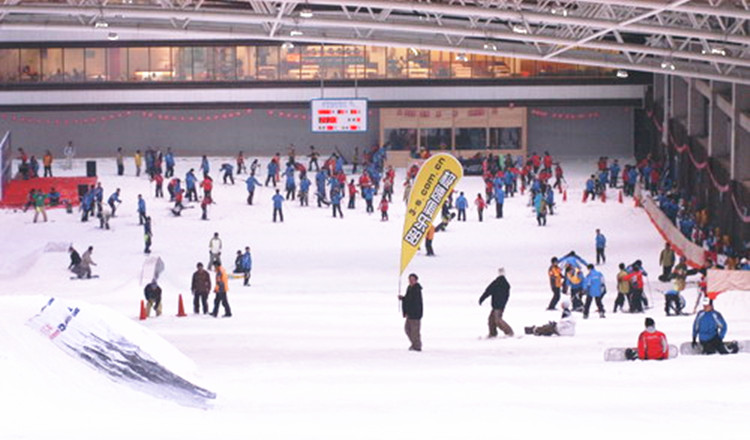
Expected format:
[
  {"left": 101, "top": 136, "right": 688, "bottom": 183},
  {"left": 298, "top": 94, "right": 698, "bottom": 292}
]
[{"left": 310, "top": 99, "right": 368, "bottom": 132}]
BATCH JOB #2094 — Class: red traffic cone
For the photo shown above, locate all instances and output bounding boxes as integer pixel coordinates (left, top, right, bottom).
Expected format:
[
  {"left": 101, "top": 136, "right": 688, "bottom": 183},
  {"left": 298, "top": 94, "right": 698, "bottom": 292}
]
[
  {"left": 618, "top": 190, "right": 623, "bottom": 203},
  {"left": 177, "top": 294, "right": 187, "bottom": 317},
  {"left": 601, "top": 191, "right": 606, "bottom": 203},
  {"left": 520, "top": 184, "right": 525, "bottom": 195},
  {"left": 634, "top": 196, "right": 641, "bottom": 207},
  {"left": 139, "top": 300, "right": 147, "bottom": 320},
  {"left": 581, "top": 191, "right": 587, "bottom": 203},
  {"left": 563, "top": 190, "right": 567, "bottom": 202}
]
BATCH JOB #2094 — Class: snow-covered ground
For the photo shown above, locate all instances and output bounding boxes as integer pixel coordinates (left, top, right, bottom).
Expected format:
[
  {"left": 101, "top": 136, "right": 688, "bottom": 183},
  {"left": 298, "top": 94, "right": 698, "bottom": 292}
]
[{"left": 1, "top": 154, "right": 749, "bottom": 440}]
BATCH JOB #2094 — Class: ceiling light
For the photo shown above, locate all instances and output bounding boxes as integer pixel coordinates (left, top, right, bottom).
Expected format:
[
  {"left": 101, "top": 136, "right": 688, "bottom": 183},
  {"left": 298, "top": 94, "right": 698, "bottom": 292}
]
[
  {"left": 616, "top": 69, "right": 628, "bottom": 78},
  {"left": 550, "top": 7, "right": 568, "bottom": 17},
  {"left": 409, "top": 47, "right": 420, "bottom": 56},
  {"left": 290, "top": 29, "right": 303, "bottom": 37},
  {"left": 94, "top": 20, "right": 108, "bottom": 29},
  {"left": 702, "top": 47, "right": 727, "bottom": 56},
  {"left": 455, "top": 53, "right": 468, "bottom": 62},
  {"left": 107, "top": 32, "right": 119, "bottom": 41},
  {"left": 660, "top": 61, "right": 675, "bottom": 71},
  {"left": 299, "top": 8, "right": 313, "bottom": 18},
  {"left": 483, "top": 42, "right": 497, "bottom": 51},
  {"left": 281, "top": 41, "right": 295, "bottom": 50},
  {"left": 512, "top": 25, "right": 528, "bottom": 34}
]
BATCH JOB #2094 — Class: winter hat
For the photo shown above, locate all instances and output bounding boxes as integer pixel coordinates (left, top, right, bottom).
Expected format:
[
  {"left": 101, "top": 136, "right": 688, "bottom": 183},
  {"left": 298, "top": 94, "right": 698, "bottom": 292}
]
[
  {"left": 498, "top": 267, "right": 505, "bottom": 276},
  {"left": 701, "top": 297, "right": 712, "bottom": 306},
  {"left": 645, "top": 317, "right": 655, "bottom": 328},
  {"left": 561, "top": 299, "right": 571, "bottom": 309}
]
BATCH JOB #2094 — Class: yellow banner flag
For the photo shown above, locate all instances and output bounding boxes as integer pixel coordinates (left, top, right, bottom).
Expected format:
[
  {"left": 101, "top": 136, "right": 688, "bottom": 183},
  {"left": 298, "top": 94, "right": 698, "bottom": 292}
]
[{"left": 400, "top": 153, "right": 463, "bottom": 275}]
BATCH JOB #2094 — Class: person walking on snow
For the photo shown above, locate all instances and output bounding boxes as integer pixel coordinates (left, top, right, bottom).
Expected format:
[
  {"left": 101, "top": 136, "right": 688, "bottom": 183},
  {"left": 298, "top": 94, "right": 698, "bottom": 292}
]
[
  {"left": 582, "top": 264, "right": 605, "bottom": 319},
  {"left": 143, "top": 216, "right": 152, "bottom": 254},
  {"left": 455, "top": 192, "right": 468, "bottom": 221},
  {"left": 424, "top": 223, "right": 435, "bottom": 256},
  {"left": 474, "top": 193, "right": 486, "bottom": 222},
  {"left": 245, "top": 174, "right": 261, "bottom": 205},
  {"left": 379, "top": 196, "right": 389, "bottom": 221},
  {"left": 479, "top": 267, "right": 514, "bottom": 337},
  {"left": 210, "top": 262, "right": 232, "bottom": 318},
  {"left": 137, "top": 194, "right": 147, "bottom": 225},
  {"left": 398, "top": 273, "right": 423, "bottom": 351},
  {"left": 107, "top": 189, "right": 122, "bottom": 217},
  {"left": 595, "top": 229, "right": 606, "bottom": 264},
  {"left": 658, "top": 243, "right": 675, "bottom": 281},
  {"left": 547, "top": 257, "right": 563, "bottom": 310},
  {"left": 272, "top": 189, "right": 284, "bottom": 222}
]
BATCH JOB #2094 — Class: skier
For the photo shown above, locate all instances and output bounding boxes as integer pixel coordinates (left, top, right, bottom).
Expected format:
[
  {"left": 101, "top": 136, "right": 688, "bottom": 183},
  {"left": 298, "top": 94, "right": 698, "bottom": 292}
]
[
  {"left": 622, "top": 261, "right": 647, "bottom": 313},
  {"left": 398, "top": 273, "right": 423, "bottom": 351},
  {"left": 582, "top": 264, "right": 605, "bottom": 319},
  {"left": 210, "top": 262, "right": 232, "bottom": 318},
  {"left": 547, "top": 257, "right": 563, "bottom": 310},
  {"left": 143, "top": 216, "right": 152, "bottom": 254},
  {"left": 200, "top": 175, "right": 213, "bottom": 200},
  {"left": 208, "top": 232, "right": 222, "bottom": 270},
  {"left": 347, "top": 179, "right": 357, "bottom": 209},
  {"left": 478, "top": 267, "right": 514, "bottom": 338},
  {"left": 692, "top": 298, "right": 738, "bottom": 355},
  {"left": 191, "top": 262, "right": 211, "bottom": 314},
  {"left": 265, "top": 158, "right": 279, "bottom": 187},
  {"left": 272, "top": 189, "right": 284, "bottom": 222},
  {"left": 524, "top": 299, "right": 576, "bottom": 336},
  {"left": 31, "top": 189, "right": 47, "bottom": 223},
  {"left": 137, "top": 194, "right": 147, "bottom": 225},
  {"left": 143, "top": 280, "right": 162, "bottom": 317},
  {"left": 331, "top": 189, "right": 343, "bottom": 218},
  {"left": 595, "top": 229, "right": 606, "bottom": 265},
  {"left": 363, "top": 186, "right": 374, "bottom": 214}
]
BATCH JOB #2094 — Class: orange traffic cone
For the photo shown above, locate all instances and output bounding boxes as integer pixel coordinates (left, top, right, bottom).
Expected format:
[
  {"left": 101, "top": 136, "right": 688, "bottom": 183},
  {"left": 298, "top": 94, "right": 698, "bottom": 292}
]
[
  {"left": 563, "top": 190, "right": 567, "bottom": 202},
  {"left": 618, "top": 191, "right": 623, "bottom": 203},
  {"left": 139, "top": 300, "right": 147, "bottom": 320},
  {"left": 601, "top": 191, "right": 607, "bottom": 203},
  {"left": 177, "top": 294, "right": 187, "bottom": 317}
]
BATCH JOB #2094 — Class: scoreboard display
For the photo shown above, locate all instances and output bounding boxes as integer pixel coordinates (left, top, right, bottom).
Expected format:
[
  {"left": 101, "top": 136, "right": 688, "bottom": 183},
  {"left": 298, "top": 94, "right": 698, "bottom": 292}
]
[{"left": 311, "top": 99, "right": 368, "bottom": 132}]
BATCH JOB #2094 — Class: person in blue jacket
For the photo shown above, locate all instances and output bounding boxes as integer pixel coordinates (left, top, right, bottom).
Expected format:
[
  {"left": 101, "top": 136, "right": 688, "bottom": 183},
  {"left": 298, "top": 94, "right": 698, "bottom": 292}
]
[
  {"left": 200, "top": 155, "right": 210, "bottom": 176},
  {"left": 137, "top": 194, "right": 147, "bottom": 225},
  {"left": 609, "top": 160, "right": 620, "bottom": 188},
  {"left": 494, "top": 185, "right": 505, "bottom": 218},
  {"left": 272, "top": 189, "right": 284, "bottom": 222},
  {"left": 265, "top": 159, "right": 279, "bottom": 187},
  {"left": 331, "top": 188, "right": 343, "bottom": 218},
  {"left": 164, "top": 148, "right": 175, "bottom": 178},
  {"left": 107, "top": 188, "right": 122, "bottom": 217},
  {"left": 185, "top": 169, "right": 198, "bottom": 202},
  {"left": 363, "top": 186, "right": 374, "bottom": 214},
  {"left": 584, "top": 175, "right": 596, "bottom": 202},
  {"left": 80, "top": 188, "right": 94, "bottom": 222},
  {"left": 545, "top": 186, "right": 555, "bottom": 215},
  {"left": 220, "top": 163, "right": 235, "bottom": 185},
  {"left": 692, "top": 299, "right": 738, "bottom": 355},
  {"left": 299, "top": 174, "right": 311, "bottom": 206},
  {"left": 245, "top": 174, "right": 261, "bottom": 205},
  {"left": 595, "top": 229, "right": 606, "bottom": 265},
  {"left": 284, "top": 165, "right": 296, "bottom": 200},
  {"left": 240, "top": 246, "right": 252, "bottom": 286},
  {"left": 582, "top": 264, "right": 605, "bottom": 319},
  {"left": 455, "top": 192, "right": 468, "bottom": 221}
]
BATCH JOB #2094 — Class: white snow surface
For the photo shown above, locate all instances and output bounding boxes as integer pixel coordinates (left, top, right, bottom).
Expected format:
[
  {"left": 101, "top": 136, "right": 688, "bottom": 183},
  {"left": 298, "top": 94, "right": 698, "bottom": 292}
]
[{"left": 1, "top": 155, "right": 749, "bottom": 440}]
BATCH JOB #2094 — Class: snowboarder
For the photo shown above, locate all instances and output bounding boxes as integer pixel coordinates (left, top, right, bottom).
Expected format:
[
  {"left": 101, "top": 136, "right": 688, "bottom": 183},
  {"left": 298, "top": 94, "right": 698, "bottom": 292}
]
[
  {"left": 143, "top": 280, "right": 162, "bottom": 317},
  {"left": 79, "top": 246, "right": 96, "bottom": 279},
  {"left": 479, "top": 268, "right": 514, "bottom": 337},
  {"left": 398, "top": 273, "right": 423, "bottom": 351},
  {"left": 524, "top": 299, "right": 576, "bottom": 336},
  {"left": 628, "top": 317, "right": 669, "bottom": 360},
  {"left": 692, "top": 298, "right": 737, "bottom": 355},
  {"left": 191, "top": 262, "right": 211, "bottom": 314},
  {"left": 210, "top": 262, "right": 232, "bottom": 318}
]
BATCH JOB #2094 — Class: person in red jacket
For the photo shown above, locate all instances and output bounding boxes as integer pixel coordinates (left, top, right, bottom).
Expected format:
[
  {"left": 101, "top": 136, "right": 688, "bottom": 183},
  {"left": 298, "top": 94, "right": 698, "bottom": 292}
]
[
  {"left": 634, "top": 317, "right": 669, "bottom": 360},
  {"left": 379, "top": 196, "right": 389, "bottom": 221},
  {"left": 475, "top": 193, "right": 486, "bottom": 222}
]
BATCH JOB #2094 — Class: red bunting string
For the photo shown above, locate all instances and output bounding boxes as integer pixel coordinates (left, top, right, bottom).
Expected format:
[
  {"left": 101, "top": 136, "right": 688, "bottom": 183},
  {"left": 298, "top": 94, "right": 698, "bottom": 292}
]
[
  {"left": 647, "top": 110, "right": 749, "bottom": 223},
  {"left": 530, "top": 109, "right": 600, "bottom": 119}
]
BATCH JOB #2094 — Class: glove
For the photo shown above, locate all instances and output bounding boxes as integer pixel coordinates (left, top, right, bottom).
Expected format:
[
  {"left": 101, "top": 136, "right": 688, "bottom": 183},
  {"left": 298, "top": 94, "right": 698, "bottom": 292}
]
[{"left": 691, "top": 341, "right": 697, "bottom": 349}]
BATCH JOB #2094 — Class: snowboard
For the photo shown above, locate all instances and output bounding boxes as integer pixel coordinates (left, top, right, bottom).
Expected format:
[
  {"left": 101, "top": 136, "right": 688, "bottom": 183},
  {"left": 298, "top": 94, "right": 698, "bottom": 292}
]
[
  {"left": 678, "top": 340, "right": 750, "bottom": 355},
  {"left": 70, "top": 275, "right": 100, "bottom": 280},
  {"left": 604, "top": 344, "right": 678, "bottom": 362}
]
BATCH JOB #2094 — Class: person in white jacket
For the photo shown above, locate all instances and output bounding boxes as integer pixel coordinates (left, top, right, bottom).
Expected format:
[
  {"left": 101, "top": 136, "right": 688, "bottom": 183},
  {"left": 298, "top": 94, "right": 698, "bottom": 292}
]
[
  {"left": 524, "top": 299, "right": 576, "bottom": 336},
  {"left": 208, "top": 232, "right": 222, "bottom": 270}
]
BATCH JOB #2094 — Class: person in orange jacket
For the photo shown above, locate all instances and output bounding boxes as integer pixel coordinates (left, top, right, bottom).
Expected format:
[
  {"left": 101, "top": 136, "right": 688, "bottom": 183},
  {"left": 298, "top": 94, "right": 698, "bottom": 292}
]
[
  {"left": 211, "top": 262, "right": 232, "bottom": 318},
  {"left": 42, "top": 150, "right": 53, "bottom": 177},
  {"left": 425, "top": 223, "right": 435, "bottom": 256},
  {"left": 547, "top": 257, "right": 563, "bottom": 310}
]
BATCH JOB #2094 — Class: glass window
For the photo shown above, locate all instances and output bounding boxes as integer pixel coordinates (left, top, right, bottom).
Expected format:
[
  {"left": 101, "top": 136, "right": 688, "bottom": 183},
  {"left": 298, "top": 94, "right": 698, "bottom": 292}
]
[
  {"left": 344, "top": 45, "right": 366, "bottom": 79},
  {"left": 387, "top": 47, "right": 408, "bottom": 78},
  {"left": 407, "top": 48, "right": 429, "bottom": 79},
  {"left": 0, "top": 49, "right": 19, "bottom": 83},
  {"left": 367, "top": 46, "right": 386, "bottom": 79},
  {"left": 149, "top": 47, "right": 172, "bottom": 81},
  {"left": 127, "top": 47, "right": 149, "bottom": 80},
  {"left": 452, "top": 53, "right": 472, "bottom": 78},
  {"left": 41, "top": 48, "right": 64, "bottom": 82},
  {"left": 172, "top": 47, "right": 192, "bottom": 81},
  {"left": 236, "top": 46, "right": 256, "bottom": 80},
  {"left": 429, "top": 50, "right": 451, "bottom": 78},
  {"left": 85, "top": 48, "right": 106, "bottom": 81},
  {"left": 257, "top": 46, "right": 278, "bottom": 80},
  {"left": 64, "top": 48, "right": 85, "bottom": 81},
  {"left": 472, "top": 54, "right": 492, "bottom": 78},
  {"left": 384, "top": 128, "right": 417, "bottom": 151},
  {"left": 489, "top": 127, "right": 522, "bottom": 149},
  {"left": 320, "top": 45, "right": 344, "bottom": 80},
  {"left": 420, "top": 128, "right": 452, "bottom": 150},
  {"left": 300, "top": 44, "right": 322, "bottom": 80},
  {"left": 192, "top": 47, "right": 213, "bottom": 80},
  {"left": 490, "top": 56, "right": 512, "bottom": 77},
  {"left": 280, "top": 44, "right": 300, "bottom": 80},
  {"left": 19, "top": 49, "right": 41, "bottom": 82},
  {"left": 455, "top": 128, "right": 487, "bottom": 150},
  {"left": 213, "top": 46, "right": 236, "bottom": 81},
  {"left": 107, "top": 47, "right": 127, "bottom": 81}
]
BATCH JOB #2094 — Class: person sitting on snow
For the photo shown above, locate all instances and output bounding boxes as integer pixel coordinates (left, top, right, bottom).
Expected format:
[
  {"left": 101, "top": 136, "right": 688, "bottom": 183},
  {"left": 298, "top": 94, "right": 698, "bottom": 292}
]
[{"left": 524, "top": 299, "right": 576, "bottom": 337}]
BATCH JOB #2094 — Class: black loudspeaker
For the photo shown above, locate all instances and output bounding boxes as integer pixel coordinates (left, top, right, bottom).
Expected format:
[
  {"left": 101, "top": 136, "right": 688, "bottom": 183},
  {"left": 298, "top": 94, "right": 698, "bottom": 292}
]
[
  {"left": 86, "top": 160, "right": 97, "bottom": 177},
  {"left": 77, "top": 184, "right": 89, "bottom": 198}
]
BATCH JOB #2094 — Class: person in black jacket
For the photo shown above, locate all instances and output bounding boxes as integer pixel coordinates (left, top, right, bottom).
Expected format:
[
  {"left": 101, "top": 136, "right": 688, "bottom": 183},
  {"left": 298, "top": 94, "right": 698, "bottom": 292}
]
[
  {"left": 144, "top": 280, "right": 162, "bottom": 317},
  {"left": 68, "top": 246, "right": 82, "bottom": 277},
  {"left": 398, "top": 273, "right": 423, "bottom": 351},
  {"left": 479, "top": 267, "right": 514, "bottom": 337}
]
